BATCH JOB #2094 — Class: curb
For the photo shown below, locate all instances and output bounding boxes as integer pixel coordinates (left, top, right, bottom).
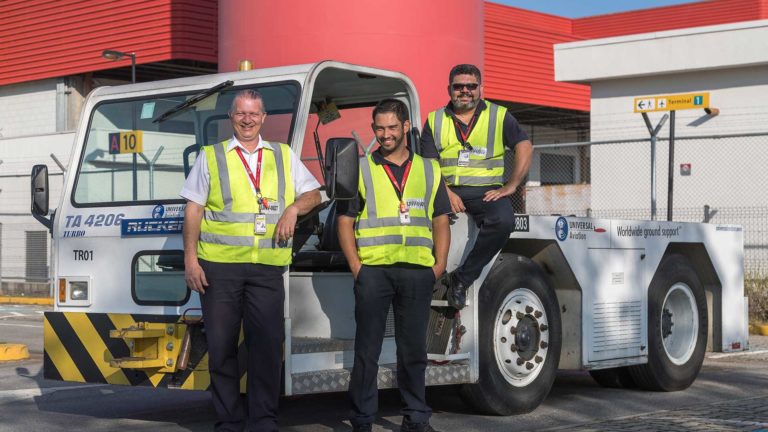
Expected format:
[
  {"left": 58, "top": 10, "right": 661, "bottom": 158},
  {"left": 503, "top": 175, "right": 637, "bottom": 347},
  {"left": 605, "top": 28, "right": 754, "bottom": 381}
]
[
  {"left": 0, "top": 344, "right": 30, "bottom": 361},
  {"left": 0, "top": 296, "right": 53, "bottom": 306},
  {"left": 751, "top": 324, "right": 768, "bottom": 336}
]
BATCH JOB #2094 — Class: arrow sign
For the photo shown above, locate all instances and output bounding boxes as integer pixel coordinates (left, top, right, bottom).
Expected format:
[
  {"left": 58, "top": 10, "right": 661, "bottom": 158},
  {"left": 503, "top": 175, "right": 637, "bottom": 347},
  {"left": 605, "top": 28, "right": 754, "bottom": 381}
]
[{"left": 635, "top": 99, "right": 655, "bottom": 112}]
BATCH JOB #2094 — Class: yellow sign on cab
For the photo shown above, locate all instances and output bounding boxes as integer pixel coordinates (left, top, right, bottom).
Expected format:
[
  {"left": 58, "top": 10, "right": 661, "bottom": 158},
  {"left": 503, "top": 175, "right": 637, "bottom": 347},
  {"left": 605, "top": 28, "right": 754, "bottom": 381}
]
[
  {"left": 633, "top": 92, "right": 710, "bottom": 113},
  {"left": 108, "top": 131, "right": 144, "bottom": 154}
]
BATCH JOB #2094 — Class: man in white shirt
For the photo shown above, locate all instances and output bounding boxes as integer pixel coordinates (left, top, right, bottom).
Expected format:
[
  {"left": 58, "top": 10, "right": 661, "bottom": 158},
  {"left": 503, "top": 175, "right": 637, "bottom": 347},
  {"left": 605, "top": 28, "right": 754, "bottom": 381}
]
[{"left": 181, "top": 89, "right": 320, "bottom": 432}]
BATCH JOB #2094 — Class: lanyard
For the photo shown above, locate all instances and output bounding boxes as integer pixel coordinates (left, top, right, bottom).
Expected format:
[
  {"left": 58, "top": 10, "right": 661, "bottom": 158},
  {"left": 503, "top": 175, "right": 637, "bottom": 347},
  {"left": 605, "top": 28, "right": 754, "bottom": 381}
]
[
  {"left": 235, "top": 147, "right": 269, "bottom": 209},
  {"left": 453, "top": 114, "right": 477, "bottom": 150},
  {"left": 382, "top": 161, "right": 412, "bottom": 212}
]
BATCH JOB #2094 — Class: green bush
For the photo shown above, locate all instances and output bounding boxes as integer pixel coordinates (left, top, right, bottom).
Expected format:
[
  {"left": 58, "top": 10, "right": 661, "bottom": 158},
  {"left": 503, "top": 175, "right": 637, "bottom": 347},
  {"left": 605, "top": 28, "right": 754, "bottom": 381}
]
[{"left": 746, "top": 276, "right": 768, "bottom": 323}]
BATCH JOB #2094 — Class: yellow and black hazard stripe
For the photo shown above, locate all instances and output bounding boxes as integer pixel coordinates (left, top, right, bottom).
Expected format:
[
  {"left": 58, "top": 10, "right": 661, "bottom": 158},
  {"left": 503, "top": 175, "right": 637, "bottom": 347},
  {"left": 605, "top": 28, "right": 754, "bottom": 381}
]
[{"left": 44, "top": 312, "right": 248, "bottom": 391}]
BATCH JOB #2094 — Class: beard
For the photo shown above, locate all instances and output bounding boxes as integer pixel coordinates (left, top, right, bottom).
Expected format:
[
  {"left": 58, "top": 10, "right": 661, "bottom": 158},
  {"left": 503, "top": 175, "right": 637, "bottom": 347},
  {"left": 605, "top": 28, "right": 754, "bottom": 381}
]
[
  {"left": 376, "top": 134, "right": 406, "bottom": 154},
  {"left": 453, "top": 96, "right": 479, "bottom": 111}
]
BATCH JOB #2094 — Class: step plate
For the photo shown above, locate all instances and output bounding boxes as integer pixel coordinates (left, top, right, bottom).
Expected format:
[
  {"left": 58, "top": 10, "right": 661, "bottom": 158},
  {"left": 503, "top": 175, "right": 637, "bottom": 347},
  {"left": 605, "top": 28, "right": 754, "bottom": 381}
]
[
  {"left": 292, "top": 337, "right": 355, "bottom": 354},
  {"left": 291, "top": 361, "right": 470, "bottom": 394}
]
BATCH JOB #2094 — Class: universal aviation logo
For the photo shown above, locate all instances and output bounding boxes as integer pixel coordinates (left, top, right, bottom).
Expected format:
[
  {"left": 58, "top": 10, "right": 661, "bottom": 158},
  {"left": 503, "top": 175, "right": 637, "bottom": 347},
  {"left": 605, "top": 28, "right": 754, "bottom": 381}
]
[
  {"left": 152, "top": 204, "right": 185, "bottom": 219},
  {"left": 152, "top": 204, "right": 165, "bottom": 219},
  {"left": 555, "top": 217, "right": 607, "bottom": 241},
  {"left": 555, "top": 217, "right": 568, "bottom": 241}
]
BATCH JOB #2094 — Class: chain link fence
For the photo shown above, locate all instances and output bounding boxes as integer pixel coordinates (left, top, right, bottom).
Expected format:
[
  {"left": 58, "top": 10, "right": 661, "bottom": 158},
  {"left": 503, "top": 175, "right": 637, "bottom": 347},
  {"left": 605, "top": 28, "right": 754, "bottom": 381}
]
[
  {"left": 0, "top": 219, "right": 52, "bottom": 296},
  {"left": 0, "top": 150, "right": 65, "bottom": 296},
  {"left": 516, "top": 132, "right": 768, "bottom": 277},
  {"left": 1, "top": 132, "right": 767, "bottom": 292}
]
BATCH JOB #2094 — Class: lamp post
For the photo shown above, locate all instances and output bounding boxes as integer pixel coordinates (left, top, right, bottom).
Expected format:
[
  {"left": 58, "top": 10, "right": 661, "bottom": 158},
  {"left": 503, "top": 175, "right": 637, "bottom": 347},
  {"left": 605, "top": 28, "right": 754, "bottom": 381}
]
[{"left": 101, "top": 49, "right": 136, "bottom": 83}]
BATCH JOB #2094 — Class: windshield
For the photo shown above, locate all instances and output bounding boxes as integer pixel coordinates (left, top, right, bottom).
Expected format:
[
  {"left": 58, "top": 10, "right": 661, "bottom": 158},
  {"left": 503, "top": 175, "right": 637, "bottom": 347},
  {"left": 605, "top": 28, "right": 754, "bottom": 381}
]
[{"left": 72, "top": 82, "right": 300, "bottom": 206}]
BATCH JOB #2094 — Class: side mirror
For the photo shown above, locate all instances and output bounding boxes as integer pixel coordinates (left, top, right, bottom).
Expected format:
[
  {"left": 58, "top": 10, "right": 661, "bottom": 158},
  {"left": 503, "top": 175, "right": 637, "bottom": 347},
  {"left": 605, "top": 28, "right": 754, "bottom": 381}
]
[
  {"left": 31, "top": 164, "right": 49, "bottom": 216},
  {"left": 324, "top": 138, "right": 359, "bottom": 200}
]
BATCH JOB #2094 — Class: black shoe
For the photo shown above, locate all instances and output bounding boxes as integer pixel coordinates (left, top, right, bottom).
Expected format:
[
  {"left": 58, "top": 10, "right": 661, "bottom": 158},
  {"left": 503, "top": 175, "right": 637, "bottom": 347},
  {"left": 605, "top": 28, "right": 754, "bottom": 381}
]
[
  {"left": 445, "top": 272, "right": 468, "bottom": 310},
  {"left": 352, "top": 423, "right": 372, "bottom": 432},
  {"left": 401, "top": 418, "right": 438, "bottom": 432}
]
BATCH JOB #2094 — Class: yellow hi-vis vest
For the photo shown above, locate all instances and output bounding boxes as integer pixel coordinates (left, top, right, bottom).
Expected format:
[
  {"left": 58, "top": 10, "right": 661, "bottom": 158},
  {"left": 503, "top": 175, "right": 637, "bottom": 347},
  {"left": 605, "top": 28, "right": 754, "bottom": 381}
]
[
  {"left": 427, "top": 100, "right": 506, "bottom": 186},
  {"left": 355, "top": 153, "right": 441, "bottom": 267},
  {"left": 198, "top": 140, "right": 295, "bottom": 266}
]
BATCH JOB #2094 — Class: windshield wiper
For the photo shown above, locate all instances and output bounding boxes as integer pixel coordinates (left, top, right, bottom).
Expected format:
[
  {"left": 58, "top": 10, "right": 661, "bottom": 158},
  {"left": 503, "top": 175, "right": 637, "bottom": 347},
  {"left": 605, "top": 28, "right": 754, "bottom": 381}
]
[{"left": 152, "top": 80, "right": 234, "bottom": 123}]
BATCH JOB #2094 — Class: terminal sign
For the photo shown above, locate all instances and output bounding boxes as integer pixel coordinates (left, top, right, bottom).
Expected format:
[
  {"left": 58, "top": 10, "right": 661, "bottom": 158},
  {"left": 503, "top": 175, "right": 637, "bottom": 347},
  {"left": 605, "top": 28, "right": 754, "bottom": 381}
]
[{"left": 633, "top": 92, "right": 710, "bottom": 113}]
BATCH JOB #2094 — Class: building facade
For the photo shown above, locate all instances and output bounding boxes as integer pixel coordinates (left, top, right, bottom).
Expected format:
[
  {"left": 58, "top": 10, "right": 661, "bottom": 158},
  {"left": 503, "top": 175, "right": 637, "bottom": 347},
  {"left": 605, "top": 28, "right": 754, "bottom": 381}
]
[{"left": 1, "top": 0, "right": 766, "bottom": 289}]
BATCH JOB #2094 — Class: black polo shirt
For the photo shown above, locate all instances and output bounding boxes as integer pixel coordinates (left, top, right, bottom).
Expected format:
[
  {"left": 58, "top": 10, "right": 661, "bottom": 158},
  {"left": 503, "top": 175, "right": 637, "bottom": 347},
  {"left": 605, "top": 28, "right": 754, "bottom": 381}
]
[
  {"left": 419, "top": 100, "right": 529, "bottom": 159},
  {"left": 336, "top": 147, "right": 451, "bottom": 218}
]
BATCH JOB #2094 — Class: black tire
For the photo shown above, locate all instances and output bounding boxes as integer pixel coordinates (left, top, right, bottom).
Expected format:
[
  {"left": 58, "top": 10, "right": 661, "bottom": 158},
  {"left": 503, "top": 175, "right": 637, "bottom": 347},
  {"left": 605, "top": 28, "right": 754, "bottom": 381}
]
[
  {"left": 460, "top": 254, "right": 561, "bottom": 415},
  {"left": 589, "top": 367, "right": 637, "bottom": 389},
  {"left": 629, "top": 254, "right": 707, "bottom": 391}
]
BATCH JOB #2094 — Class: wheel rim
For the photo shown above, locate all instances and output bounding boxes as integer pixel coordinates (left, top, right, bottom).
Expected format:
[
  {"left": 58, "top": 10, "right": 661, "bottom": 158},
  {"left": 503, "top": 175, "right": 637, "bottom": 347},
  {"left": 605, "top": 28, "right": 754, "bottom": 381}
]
[
  {"left": 661, "top": 282, "right": 699, "bottom": 365},
  {"left": 493, "top": 288, "right": 549, "bottom": 387}
]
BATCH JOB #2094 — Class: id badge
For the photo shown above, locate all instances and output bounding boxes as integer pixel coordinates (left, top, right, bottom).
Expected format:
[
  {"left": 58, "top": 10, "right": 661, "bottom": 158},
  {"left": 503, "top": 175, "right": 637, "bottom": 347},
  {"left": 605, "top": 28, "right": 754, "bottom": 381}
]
[
  {"left": 254, "top": 214, "right": 267, "bottom": 235},
  {"left": 400, "top": 208, "right": 411, "bottom": 225},
  {"left": 458, "top": 150, "right": 471, "bottom": 167}
]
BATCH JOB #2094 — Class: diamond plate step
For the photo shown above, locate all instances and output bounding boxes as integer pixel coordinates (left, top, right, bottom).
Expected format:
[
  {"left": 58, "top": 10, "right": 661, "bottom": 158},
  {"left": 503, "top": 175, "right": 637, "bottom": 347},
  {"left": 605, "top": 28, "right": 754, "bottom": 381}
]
[{"left": 291, "top": 361, "right": 471, "bottom": 394}]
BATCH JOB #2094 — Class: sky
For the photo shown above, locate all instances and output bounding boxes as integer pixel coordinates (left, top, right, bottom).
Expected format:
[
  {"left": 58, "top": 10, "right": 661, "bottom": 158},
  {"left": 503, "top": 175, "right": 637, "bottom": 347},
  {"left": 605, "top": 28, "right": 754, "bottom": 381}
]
[{"left": 494, "top": 0, "right": 704, "bottom": 18}]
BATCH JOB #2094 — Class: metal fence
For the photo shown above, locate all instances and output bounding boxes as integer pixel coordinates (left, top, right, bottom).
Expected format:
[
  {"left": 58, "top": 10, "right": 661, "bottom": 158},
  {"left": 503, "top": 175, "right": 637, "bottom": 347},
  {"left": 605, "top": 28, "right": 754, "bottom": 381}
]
[
  {"left": 0, "top": 156, "right": 62, "bottom": 294},
  {"left": 516, "top": 132, "right": 768, "bottom": 276},
  {"left": 0, "top": 219, "right": 52, "bottom": 295},
  {"left": 1, "top": 132, "right": 767, "bottom": 292}
]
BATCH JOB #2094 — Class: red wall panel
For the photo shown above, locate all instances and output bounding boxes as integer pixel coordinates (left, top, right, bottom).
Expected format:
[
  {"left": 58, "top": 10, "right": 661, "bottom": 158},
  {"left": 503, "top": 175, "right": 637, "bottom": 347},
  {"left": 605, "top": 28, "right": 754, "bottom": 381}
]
[
  {"left": 219, "top": 0, "right": 484, "bottom": 123},
  {"left": 483, "top": 0, "right": 768, "bottom": 112},
  {"left": 484, "top": 3, "right": 590, "bottom": 111},
  {"left": 573, "top": 0, "right": 767, "bottom": 39},
  {"left": 0, "top": 0, "right": 216, "bottom": 86},
  {"left": 2, "top": 0, "right": 765, "bottom": 114}
]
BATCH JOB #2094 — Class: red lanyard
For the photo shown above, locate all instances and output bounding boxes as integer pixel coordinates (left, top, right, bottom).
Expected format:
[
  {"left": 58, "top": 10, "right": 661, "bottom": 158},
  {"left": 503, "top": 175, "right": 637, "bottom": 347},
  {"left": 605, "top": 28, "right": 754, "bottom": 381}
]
[
  {"left": 382, "top": 161, "right": 412, "bottom": 212},
  {"left": 235, "top": 147, "right": 269, "bottom": 209},
  {"left": 453, "top": 114, "right": 477, "bottom": 150}
]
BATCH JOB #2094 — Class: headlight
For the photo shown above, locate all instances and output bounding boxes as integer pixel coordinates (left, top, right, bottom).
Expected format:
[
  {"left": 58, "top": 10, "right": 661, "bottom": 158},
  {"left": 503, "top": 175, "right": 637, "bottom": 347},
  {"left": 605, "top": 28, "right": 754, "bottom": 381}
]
[{"left": 70, "top": 281, "right": 89, "bottom": 301}]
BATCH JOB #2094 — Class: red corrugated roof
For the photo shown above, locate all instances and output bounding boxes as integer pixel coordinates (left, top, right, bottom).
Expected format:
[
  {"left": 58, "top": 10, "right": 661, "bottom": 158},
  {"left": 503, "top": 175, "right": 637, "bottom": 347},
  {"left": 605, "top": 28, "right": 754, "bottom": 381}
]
[
  {"left": 483, "top": 0, "right": 768, "bottom": 112},
  {"left": 573, "top": 0, "right": 766, "bottom": 39},
  {"left": 0, "top": 0, "right": 216, "bottom": 86},
  {"left": 2, "top": 0, "right": 766, "bottom": 113},
  {"left": 484, "top": 2, "right": 590, "bottom": 111}
]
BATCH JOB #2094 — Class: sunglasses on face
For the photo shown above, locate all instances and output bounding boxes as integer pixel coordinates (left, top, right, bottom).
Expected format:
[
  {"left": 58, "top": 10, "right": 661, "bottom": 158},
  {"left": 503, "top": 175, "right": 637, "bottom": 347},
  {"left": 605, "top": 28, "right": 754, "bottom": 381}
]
[{"left": 451, "top": 83, "right": 479, "bottom": 91}]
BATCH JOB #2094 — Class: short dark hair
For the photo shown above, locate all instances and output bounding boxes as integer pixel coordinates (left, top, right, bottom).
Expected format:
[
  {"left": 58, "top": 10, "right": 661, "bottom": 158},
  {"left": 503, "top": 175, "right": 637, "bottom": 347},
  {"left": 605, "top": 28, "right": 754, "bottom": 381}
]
[
  {"left": 449, "top": 64, "right": 482, "bottom": 84},
  {"left": 372, "top": 98, "right": 410, "bottom": 124}
]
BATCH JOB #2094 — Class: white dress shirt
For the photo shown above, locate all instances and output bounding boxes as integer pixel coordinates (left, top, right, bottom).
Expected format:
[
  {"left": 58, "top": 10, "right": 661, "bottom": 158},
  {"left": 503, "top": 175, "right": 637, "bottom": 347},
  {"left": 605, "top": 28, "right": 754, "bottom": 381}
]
[{"left": 180, "top": 136, "right": 321, "bottom": 206}]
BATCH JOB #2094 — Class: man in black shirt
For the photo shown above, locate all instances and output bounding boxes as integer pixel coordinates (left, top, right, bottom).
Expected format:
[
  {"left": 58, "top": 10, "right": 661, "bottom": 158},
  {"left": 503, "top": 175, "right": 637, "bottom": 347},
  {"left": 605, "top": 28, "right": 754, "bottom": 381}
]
[
  {"left": 421, "top": 64, "right": 532, "bottom": 310},
  {"left": 337, "top": 99, "right": 450, "bottom": 432}
]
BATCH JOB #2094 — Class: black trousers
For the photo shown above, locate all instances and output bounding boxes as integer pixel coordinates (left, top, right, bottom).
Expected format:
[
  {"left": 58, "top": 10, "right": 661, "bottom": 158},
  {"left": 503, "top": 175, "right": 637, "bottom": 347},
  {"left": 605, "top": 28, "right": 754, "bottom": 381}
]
[
  {"left": 452, "top": 185, "right": 516, "bottom": 285},
  {"left": 348, "top": 265, "right": 436, "bottom": 426},
  {"left": 199, "top": 259, "right": 285, "bottom": 432}
]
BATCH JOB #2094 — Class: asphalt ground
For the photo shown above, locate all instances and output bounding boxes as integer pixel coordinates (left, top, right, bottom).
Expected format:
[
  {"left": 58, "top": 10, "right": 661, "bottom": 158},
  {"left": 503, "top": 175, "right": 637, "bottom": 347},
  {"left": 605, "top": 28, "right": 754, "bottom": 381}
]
[{"left": 1, "top": 304, "right": 767, "bottom": 431}]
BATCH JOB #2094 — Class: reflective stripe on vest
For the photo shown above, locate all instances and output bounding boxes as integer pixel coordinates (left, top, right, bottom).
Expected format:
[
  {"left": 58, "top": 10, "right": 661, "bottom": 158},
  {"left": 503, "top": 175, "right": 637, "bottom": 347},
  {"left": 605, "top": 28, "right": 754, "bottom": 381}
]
[
  {"left": 430, "top": 102, "right": 505, "bottom": 186},
  {"left": 198, "top": 140, "right": 295, "bottom": 265},
  {"left": 355, "top": 154, "right": 438, "bottom": 267}
]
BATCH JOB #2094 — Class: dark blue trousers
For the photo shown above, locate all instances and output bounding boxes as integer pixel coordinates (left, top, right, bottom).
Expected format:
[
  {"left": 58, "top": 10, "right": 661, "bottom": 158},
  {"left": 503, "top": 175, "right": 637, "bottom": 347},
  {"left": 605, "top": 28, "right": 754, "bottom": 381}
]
[
  {"left": 199, "top": 259, "right": 285, "bottom": 432},
  {"left": 348, "top": 265, "right": 436, "bottom": 426},
  {"left": 452, "top": 185, "right": 516, "bottom": 285}
]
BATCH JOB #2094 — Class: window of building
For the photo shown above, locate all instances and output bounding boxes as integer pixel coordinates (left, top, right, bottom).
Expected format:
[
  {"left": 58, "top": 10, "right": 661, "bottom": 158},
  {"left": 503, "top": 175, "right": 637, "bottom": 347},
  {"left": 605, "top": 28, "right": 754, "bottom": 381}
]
[{"left": 540, "top": 153, "right": 575, "bottom": 185}]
